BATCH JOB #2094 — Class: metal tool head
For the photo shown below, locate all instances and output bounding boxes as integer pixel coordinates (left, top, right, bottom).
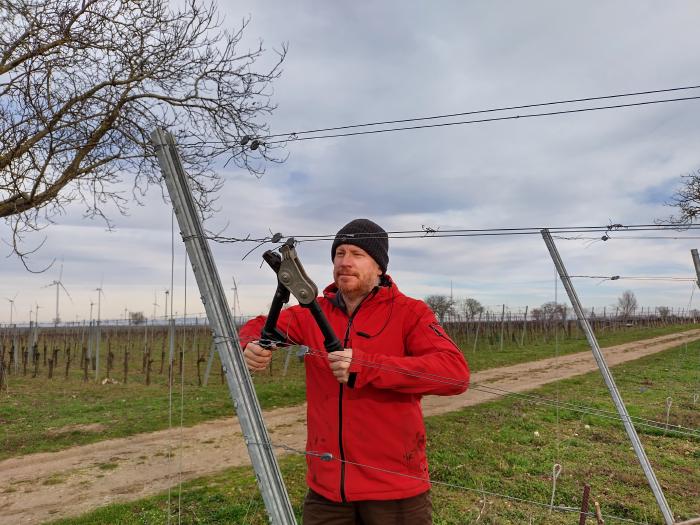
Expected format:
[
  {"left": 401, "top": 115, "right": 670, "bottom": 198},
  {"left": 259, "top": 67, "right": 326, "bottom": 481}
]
[
  {"left": 262, "top": 250, "right": 282, "bottom": 272},
  {"left": 278, "top": 243, "right": 318, "bottom": 305}
]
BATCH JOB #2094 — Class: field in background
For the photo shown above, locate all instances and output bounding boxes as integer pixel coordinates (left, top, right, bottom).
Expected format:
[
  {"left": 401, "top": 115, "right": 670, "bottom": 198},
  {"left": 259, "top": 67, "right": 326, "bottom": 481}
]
[{"left": 0, "top": 318, "right": 697, "bottom": 461}]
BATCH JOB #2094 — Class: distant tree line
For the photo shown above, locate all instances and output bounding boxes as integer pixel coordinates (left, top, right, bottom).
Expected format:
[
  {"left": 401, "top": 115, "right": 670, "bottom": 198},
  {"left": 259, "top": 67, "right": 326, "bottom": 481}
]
[{"left": 424, "top": 289, "right": 668, "bottom": 323}]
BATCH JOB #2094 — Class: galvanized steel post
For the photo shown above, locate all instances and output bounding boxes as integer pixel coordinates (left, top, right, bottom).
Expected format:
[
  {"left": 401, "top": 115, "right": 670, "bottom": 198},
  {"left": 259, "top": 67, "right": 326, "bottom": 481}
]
[
  {"left": 691, "top": 249, "right": 700, "bottom": 288},
  {"left": 541, "top": 229, "right": 674, "bottom": 525},
  {"left": 202, "top": 339, "right": 216, "bottom": 387},
  {"left": 151, "top": 129, "right": 296, "bottom": 525}
]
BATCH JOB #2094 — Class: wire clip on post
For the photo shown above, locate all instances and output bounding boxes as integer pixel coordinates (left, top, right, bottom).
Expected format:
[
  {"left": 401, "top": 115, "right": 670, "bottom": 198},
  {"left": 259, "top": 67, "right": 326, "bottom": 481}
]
[{"left": 262, "top": 240, "right": 342, "bottom": 353}]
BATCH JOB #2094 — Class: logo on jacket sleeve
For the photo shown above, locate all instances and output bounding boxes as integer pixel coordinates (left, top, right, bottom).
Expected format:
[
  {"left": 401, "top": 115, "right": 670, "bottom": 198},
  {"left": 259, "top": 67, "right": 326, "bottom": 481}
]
[{"left": 428, "top": 322, "right": 448, "bottom": 339}]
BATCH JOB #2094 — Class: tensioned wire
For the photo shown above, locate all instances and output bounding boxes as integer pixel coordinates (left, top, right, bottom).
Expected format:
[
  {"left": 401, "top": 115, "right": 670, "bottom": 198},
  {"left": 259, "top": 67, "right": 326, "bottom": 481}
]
[
  {"left": 259, "top": 94, "right": 700, "bottom": 145},
  {"left": 245, "top": 440, "right": 650, "bottom": 525},
  {"left": 693, "top": 286, "right": 700, "bottom": 408},
  {"left": 250, "top": 338, "right": 700, "bottom": 439},
  {"left": 204, "top": 223, "right": 700, "bottom": 245},
  {"left": 167, "top": 209, "right": 175, "bottom": 524},
  {"left": 260, "top": 318, "right": 692, "bottom": 425},
  {"left": 250, "top": 337, "right": 700, "bottom": 438},
  {"left": 570, "top": 276, "right": 696, "bottom": 282},
  {"left": 249, "top": 83, "right": 700, "bottom": 141},
  {"left": 193, "top": 83, "right": 700, "bottom": 148},
  {"left": 177, "top": 249, "right": 188, "bottom": 525},
  {"left": 553, "top": 267, "right": 562, "bottom": 507},
  {"left": 554, "top": 235, "right": 700, "bottom": 241}
]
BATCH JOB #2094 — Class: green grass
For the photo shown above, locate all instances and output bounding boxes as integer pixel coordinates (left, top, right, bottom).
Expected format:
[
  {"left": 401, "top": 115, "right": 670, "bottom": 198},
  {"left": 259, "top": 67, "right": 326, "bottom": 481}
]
[
  {"left": 0, "top": 373, "right": 305, "bottom": 461},
  {"left": 48, "top": 340, "right": 700, "bottom": 525},
  {"left": 46, "top": 456, "right": 309, "bottom": 525},
  {"left": 457, "top": 322, "right": 696, "bottom": 371},
  {"left": 0, "top": 323, "right": 694, "bottom": 462},
  {"left": 424, "top": 346, "right": 700, "bottom": 523}
]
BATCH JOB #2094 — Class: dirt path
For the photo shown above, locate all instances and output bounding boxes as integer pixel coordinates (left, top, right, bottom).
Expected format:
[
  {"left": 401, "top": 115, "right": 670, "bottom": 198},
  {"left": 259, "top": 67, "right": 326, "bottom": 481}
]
[{"left": 2, "top": 330, "right": 699, "bottom": 525}]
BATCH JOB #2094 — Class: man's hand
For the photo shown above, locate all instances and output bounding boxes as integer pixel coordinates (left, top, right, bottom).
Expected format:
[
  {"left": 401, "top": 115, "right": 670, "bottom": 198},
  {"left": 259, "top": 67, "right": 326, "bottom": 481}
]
[
  {"left": 244, "top": 341, "right": 273, "bottom": 372},
  {"left": 328, "top": 349, "right": 353, "bottom": 384}
]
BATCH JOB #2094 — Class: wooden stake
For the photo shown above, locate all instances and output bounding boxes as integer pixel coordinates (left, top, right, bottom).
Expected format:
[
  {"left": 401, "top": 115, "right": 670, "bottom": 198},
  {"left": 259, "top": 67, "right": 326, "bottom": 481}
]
[
  {"left": 578, "top": 484, "right": 590, "bottom": 525},
  {"left": 594, "top": 501, "right": 604, "bottom": 524},
  {"left": 64, "top": 348, "right": 71, "bottom": 379},
  {"left": 146, "top": 358, "right": 153, "bottom": 386}
]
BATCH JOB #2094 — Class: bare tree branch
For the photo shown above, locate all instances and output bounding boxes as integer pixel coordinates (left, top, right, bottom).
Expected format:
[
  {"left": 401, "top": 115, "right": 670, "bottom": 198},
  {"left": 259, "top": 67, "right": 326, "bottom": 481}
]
[
  {"left": 1, "top": 0, "right": 286, "bottom": 261},
  {"left": 664, "top": 167, "right": 700, "bottom": 224}
]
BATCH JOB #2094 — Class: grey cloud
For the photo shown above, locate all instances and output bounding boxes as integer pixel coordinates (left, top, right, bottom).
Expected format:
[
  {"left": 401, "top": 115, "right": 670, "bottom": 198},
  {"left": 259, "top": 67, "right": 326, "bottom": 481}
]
[{"left": 5, "top": 1, "right": 700, "bottom": 320}]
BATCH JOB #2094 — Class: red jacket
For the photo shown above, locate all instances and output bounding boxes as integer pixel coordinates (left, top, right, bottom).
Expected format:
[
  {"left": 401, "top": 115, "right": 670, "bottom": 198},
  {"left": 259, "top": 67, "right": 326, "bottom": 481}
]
[{"left": 239, "top": 275, "right": 469, "bottom": 502}]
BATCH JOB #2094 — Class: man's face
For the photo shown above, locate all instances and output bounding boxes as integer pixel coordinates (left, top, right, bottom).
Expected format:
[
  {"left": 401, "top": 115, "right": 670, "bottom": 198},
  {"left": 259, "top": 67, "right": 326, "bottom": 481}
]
[{"left": 333, "top": 244, "right": 382, "bottom": 296}]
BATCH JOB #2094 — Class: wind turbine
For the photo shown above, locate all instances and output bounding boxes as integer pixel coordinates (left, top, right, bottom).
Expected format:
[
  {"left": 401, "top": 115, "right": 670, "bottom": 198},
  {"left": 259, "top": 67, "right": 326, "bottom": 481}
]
[
  {"left": 5, "top": 293, "right": 18, "bottom": 325},
  {"left": 93, "top": 278, "right": 105, "bottom": 382},
  {"left": 231, "top": 276, "right": 241, "bottom": 324},
  {"left": 152, "top": 291, "right": 159, "bottom": 321},
  {"left": 95, "top": 277, "right": 105, "bottom": 325},
  {"left": 32, "top": 302, "right": 41, "bottom": 347},
  {"left": 44, "top": 259, "right": 72, "bottom": 326}
]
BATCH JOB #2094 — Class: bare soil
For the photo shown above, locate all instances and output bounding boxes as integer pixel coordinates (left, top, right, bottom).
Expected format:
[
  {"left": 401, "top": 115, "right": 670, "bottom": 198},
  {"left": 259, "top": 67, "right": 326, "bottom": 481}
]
[{"left": 2, "top": 329, "right": 699, "bottom": 525}]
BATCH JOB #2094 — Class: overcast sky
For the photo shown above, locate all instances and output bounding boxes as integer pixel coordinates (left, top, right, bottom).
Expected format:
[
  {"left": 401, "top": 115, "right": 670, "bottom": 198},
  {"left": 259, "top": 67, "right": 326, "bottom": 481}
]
[{"left": 3, "top": 1, "right": 700, "bottom": 325}]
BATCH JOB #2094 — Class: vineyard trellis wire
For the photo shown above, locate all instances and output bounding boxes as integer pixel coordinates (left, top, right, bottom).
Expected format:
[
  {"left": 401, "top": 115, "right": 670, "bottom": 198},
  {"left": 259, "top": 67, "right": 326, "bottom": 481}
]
[
  {"left": 156, "top": 128, "right": 699, "bottom": 524},
  {"left": 3, "top": 149, "right": 700, "bottom": 523},
  {"left": 0, "top": 279, "right": 698, "bottom": 522}
]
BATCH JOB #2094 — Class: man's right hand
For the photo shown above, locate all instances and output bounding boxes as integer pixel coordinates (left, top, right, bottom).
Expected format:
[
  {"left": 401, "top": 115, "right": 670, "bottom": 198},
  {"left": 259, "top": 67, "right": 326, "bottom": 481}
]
[{"left": 244, "top": 341, "right": 273, "bottom": 372}]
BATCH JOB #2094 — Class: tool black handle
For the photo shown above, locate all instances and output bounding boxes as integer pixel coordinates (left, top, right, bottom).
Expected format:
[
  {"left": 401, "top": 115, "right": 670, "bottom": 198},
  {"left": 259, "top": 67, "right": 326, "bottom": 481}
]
[
  {"left": 260, "top": 282, "right": 290, "bottom": 348},
  {"left": 304, "top": 301, "right": 343, "bottom": 353}
]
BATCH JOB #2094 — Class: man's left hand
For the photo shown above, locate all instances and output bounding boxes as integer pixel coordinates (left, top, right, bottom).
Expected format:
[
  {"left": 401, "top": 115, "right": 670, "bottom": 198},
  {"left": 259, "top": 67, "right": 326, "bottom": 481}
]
[{"left": 328, "top": 349, "right": 353, "bottom": 384}]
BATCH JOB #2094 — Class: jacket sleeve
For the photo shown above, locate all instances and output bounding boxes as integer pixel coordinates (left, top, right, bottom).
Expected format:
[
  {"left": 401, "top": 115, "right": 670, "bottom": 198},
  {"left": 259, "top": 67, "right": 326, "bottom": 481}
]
[
  {"left": 238, "top": 306, "right": 307, "bottom": 350},
  {"left": 348, "top": 302, "right": 469, "bottom": 396}
]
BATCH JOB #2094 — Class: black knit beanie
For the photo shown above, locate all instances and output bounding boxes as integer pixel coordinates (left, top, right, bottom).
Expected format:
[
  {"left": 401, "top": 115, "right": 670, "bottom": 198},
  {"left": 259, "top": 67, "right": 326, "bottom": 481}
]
[{"left": 331, "top": 218, "right": 389, "bottom": 273}]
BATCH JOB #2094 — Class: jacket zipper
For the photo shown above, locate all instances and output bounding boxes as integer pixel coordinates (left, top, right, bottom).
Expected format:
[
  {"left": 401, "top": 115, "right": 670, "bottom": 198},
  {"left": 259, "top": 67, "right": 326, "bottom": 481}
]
[{"left": 337, "top": 293, "right": 371, "bottom": 503}]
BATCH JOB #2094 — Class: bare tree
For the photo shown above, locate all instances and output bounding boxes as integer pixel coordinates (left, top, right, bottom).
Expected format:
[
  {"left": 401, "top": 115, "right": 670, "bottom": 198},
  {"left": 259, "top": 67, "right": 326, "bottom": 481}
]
[
  {"left": 129, "top": 311, "right": 146, "bottom": 325},
  {"left": 657, "top": 306, "right": 670, "bottom": 320},
  {"left": 424, "top": 295, "right": 455, "bottom": 324},
  {"left": 1, "top": 0, "right": 286, "bottom": 263},
  {"left": 617, "top": 290, "right": 638, "bottom": 319},
  {"left": 534, "top": 301, "right": 568, "bottom": 323},
  {"left": 530, "top": 307, "right": 543, "bottom": 322},
  {"left": 460, "top": 297, "right": 484, "bottom": 320},
  {"left": 665, "top": 167, "right": 700, "bottom": 223}
]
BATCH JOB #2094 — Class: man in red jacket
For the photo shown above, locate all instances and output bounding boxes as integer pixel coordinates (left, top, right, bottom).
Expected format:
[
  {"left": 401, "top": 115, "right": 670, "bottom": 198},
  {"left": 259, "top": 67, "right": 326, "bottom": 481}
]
[{"left": 241, "top": 218, "right": 469, "bottom": 525}]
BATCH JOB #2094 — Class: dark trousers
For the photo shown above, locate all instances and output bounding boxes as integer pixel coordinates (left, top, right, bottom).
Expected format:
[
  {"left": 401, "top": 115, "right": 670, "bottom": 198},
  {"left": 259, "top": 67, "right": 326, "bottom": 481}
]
[{"left": 302, "top": 489, "right": 432, "bottom": 525}]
